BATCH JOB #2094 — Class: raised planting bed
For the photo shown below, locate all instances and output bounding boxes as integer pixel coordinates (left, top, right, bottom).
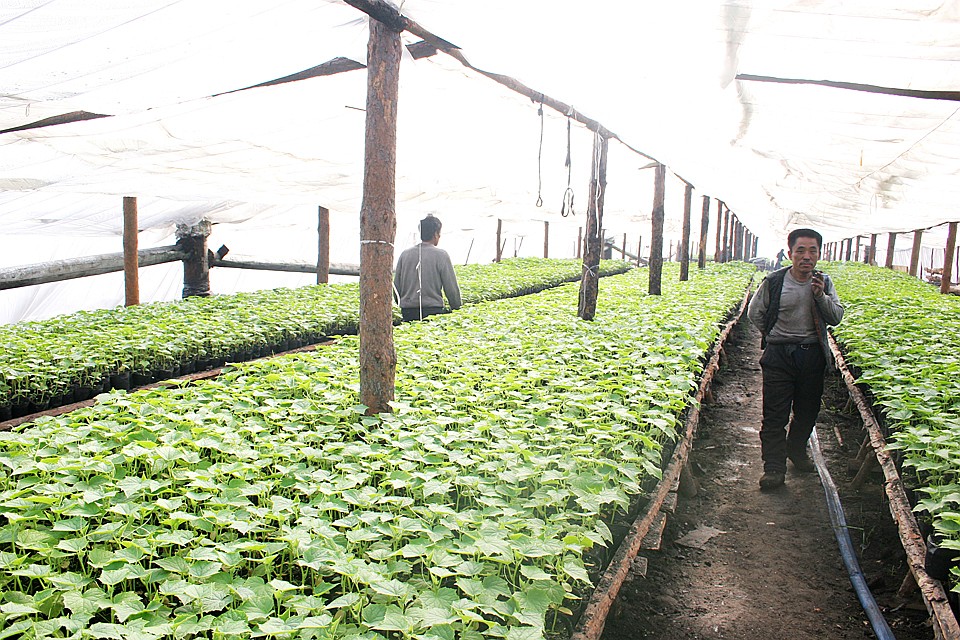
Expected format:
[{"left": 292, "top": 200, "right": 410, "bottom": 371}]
[
  {"left": 0, "top": 262, "right": 753, "bottom": 639},
  {"left": 827, "top": 262, "right": 960, "bottom": 598},
  {"left": 0, "top": 258, "right": 632, "bottom": 418}
]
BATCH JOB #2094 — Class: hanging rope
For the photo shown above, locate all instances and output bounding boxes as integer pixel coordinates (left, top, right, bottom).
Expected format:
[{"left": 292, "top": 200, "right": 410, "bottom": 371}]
[
  {"left": 561, "top": 117, "right": 575, "bottom": 217},
  {"left": 535, "top": 98, "right": 544, "bottom": 207}
]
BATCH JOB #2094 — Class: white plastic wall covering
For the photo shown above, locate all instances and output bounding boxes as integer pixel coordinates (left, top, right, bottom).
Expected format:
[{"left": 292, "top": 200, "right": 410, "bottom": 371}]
[{"left": 1, "top": 0, "right": 959, "bottom": 323}]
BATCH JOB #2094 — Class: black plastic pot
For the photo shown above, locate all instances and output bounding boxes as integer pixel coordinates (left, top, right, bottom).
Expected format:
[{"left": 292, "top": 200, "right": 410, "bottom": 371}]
[
  {"left": 110, "top": 372, "right": 131, "bottom": 390},
  {"left": 0, "top": 404, "right": 11, "bottom": 421},
  {"left": 925, "top": 535, "right": 959, "bottom": 581},
  {"left": 132, "top": 372, "right": 153, "bottom": 387}
]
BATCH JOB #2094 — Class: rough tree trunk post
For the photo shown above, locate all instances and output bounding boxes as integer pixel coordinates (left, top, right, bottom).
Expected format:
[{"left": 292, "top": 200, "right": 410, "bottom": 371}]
[
  {"left": 636, "top": 236, "right": 642, "bottom": 267},
  {"left": 648, "top": 163, "right": 666, "bottom": 296},
  {"left": 576, "top": 226, "right": 582, "bottom": 259},
  {"left": 122, "top": 196, "right": 139, "bottom": 307},
  {"left": 854, "top": 235, "right": 862, "bottom": 262},
  {"left": 317, "top": 206, "right": 330, "bottom": 284},
  {"left": 720, "top": 206, "right": 730, "bottom": 262},
  {"left": 496, "top": 219, "right": 503, "bottom": 262},
  {"left": 621, "top": 233, "right": 627, "bottom": 259},
  {"left": 680, "top": 182, "right": 692, "bottom": 281},
  {"left": 868, "top": 233, "right": 877, "bottom": 265},
  {"left": 578, "top": 134, "right": 607, "bottom": 320},
  {"left": 543, "top": 220, "right": 549, "bottom": 258},
  {"left": 885, "top": 232, "right": 897, "bottom": 269},
  {"left": 177, "top": 220, "right": 212, "bottom": 298},
  {"left": 942, "top": 222, "right": 958, "bottom": 294},
  {"left": 698, "top": 195, "right": 710, "bottom": 269},
  {"left": 714, "top": 200, "right": 723, "bottom": 262},
  {"left": 753, "top": 236, "right": 759, "bottom": 260},
  {"left": 909, "top": 229, "right": 923, "bottom": 277},
  {"left": 358, "top": 15, "right": 401, "bottom": 415},
  {"left": 845, "top": 237, "right": 853, "bottom": 261},
  {"left": 735, "top": 219, "right": 744, "bottom": 261}
]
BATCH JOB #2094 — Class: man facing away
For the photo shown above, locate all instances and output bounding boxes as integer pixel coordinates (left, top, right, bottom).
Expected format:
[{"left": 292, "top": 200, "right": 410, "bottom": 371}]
[
  {"left": 394, "top": 215, "right": 462, "bottom": 322},
  {"left": 748, "top": 228, "right": 844, "bottom": 490}
]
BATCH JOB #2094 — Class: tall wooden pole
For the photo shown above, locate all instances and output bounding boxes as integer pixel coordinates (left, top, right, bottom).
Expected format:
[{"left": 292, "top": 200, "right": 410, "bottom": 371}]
[
  {"left": 578, "top": 134, "right": 607, "bottom": 320},
  {"left": 909, "top": 229, "right": 923, "bottom": 277},
  {"left": 122, "top": 196, "right": 139, "bottom": 307},
  {"left": 854, "top": 235, "right": 862, "bottom": 262},
  {"left": 648, "top": 163, "right": 666, "bottom": 295},
  {"left": 942, "top": 222, "right": 958, "bottom": 294},
  {"left": 317, "top": 206, "right": 330, "bottom": 284},
  {"left": 496, "top": 219, "right": 504, "bottom": 262},
  {"left": 680, "top": 183, "right": 692, "bottom": 281},
  {"left": 720, "top": 207, "right": 730, "bottom": 262},
  {"left": 358, "top": 16, "right": 401, "bottom": 415},
  {"left": 622, "top": 233, "right": 627, "bottom": 259},
  {"left": 885, "top": 232, "right": 897, "bottom": 269},
  {"left": 868, "top": 233, "right": 877, "bottom": 265},
  {"left": 576, "top": 226, "right": 582, "bottom": 259},
  {"left": 636, "top": 236, "right": 642, "bottom": 267},
  {"left": 845, "top": 237, "right": 853, "bottom": 261},
  {"left": 543, "top": 220, "right": 549, "bottom": 258},
  {"left": 698, "top": 195, "right": 710, "bottom": 269},
  {"left": 714, "top": 200, "right": 723, "bottom": 262}
]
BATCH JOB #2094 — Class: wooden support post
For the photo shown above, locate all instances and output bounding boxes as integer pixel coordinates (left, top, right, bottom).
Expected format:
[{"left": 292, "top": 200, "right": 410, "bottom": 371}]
[
  {"left": 543, "top": 220, "right": 549, "bottom": 259},
  {"left": 885, "top": 232, "right": 897, "bottom": 269},
  {"left": 680, "top": 182, "right": 692, "bottom": 281},
  {"left": 358, "top": 15, "right": 401, "bottom": 415},
  {"left": 667, "top": 240, "right": 673, "bottom": 263},
  {"left": 698, "top": 195, "right": 709, "bottom": 270},
  {"left": 734, "top": 219, "right": 743, "bottom": 261},
  {"left": 317, "top": 206, "right": 330, "bottom": 284},
  {"left": 621, "top": 232, "right": 627, "bottom": 259},
  {"left": 648, "top": 163, "right": 666, "bottom": 295},
  {"left": 496, "top": 219, "right": 504, "bottom": 262},
  {"left": 714, "top": 200, "right": 723, "bottom": 262},
  {"left": 854, "top": 235, "right": 862, "bottom": 261},
  {"left": 868, "top": 233, "right": 877, "bottom": 265},
  {"left": 909, "top": 229, "right": 923, "bottom": 277},
  {"left": 578, "top": 134, "right": 607, "bottom": 320},
  {"left": 122, "top": 196, "right": 139, "bottom": 307},
  {"left": 177, "top": 220, "right": 212, "bottom": 298},
  {"left": 845, "top": 237, "right": 853, "bottom": 261},
  {"left": 636, "top": 236, "right": 642, "bottom": 267},
  {"left": 720, "top": 207, "right": 730, "bottom": 262},
  {"left": 753, "top": 236, "right": 759, "bottom": 260},
  {"left": 941, "top": 222, "right": 958, "bottom": 294}
]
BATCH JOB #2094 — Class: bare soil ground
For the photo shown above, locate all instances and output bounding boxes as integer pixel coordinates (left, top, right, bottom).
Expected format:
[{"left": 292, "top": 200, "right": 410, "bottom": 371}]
[{"left": 600, "top": 317, "right": 936, "bottom": 640}]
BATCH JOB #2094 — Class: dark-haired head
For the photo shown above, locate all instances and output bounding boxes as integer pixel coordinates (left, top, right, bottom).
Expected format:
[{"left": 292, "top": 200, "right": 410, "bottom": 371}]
[
  {"left": 787, "top": 228, "right": 822, "bottom": 251},
  {"left": 420, "top": 215, "right": 442, "bottom": 242}
]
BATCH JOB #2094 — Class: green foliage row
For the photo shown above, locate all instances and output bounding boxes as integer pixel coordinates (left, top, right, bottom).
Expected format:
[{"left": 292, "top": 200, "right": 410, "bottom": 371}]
[
  {"left": 0, "top": 259, "right": 631, "bottom": 411},
  {"left": 0, "top": 262, "right": 754, "bottom": 639},
  {"left": 828, "top": 262, "right": 960, "bottom": 559}
]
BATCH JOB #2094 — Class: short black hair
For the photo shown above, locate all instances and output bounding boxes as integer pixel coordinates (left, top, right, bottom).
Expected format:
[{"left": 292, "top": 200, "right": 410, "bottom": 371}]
[
  {"left": 787, "top": 228, "right": 822, "bottom": 250},
  {"left": 420, "top": 215, "right": 442, "bottom": 241}
]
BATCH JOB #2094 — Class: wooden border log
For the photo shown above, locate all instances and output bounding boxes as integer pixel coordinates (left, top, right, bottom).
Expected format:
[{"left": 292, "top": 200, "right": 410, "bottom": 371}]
[
  {"left": 647, "top": 163, "right": 666, "bottom": 295},
  {"left": 941, "top": 222, "right": 958, "bottom": 295},
  {"left": 210, "top": 258, "right": 360, "bottom": 276},
  {"left": 0, "top": 245, "right": 186, "bottom": 290},
  {"left": 571, "top": 284, "right": 751, "bottom": 640},
  {"left": 828, "top": 333, "right": 960, "bottom": 640},
  {"left": 123, "top": 197, "right": 139, "bottom": 306},
  {"left": 358, "top": 14, "right": 401, "bottom": 415}
]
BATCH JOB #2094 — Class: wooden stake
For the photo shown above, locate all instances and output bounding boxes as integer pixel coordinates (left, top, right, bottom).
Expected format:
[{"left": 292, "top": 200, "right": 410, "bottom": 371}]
[
  {"left": 578, "top": 134, "right": 607, "bottom": 320},
  {"left": 122, "top": 196, "right": 139, "bottom": 307},
  {"left": 543, "top": 220, "right": 549, "bottom": 259},
  {"left": 845, "top": 237, "right": 853, "bottom": 261},
  {"left": 720, "top": 207, "right": 730, "bottom": 262},
  {"left": 909, "top": 229, "right": 923, "bottom": 277},
  {"left": 317, "top": 206, "right": 330, "bottom": 284},
  {"left": 698, "top": 195, "right": 709, "bottom": 270},
  {"left": 714, "top": 200, "right": 723, "bottom": 262},
  {"left": 648, "top": 163, "right": 666, "bottom": 296},
  {"left": 680, "top": 183, "right": 692, "bottom": 281},
  {"left": 621, "top": 232, "right": 627, "bottom": 259},
  {"left": 636, "top": 236, "right": 642, "bottom": 267},
  {"left": 941, "top": 222, "right": 958, "bottom": 294},
  {"left": 358, "top": 16, "right": 400, "bottom": 415},
  {"left": 885, "top": 233, "right": 897, "bottom": 269},
  {"left": 496, "top": 219, "right": 504, "bottom": 262},
  {"left": 854, "top": 235, "right": 862, "bottom": 261},
  {"left": 868, "top": 233, "right": 877, "bottom": 265}
]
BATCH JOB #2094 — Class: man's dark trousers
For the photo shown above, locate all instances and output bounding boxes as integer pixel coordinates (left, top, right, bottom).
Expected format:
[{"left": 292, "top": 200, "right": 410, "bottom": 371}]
[{"left": 759, "top": 342, "right": 826, "bottom": 473}]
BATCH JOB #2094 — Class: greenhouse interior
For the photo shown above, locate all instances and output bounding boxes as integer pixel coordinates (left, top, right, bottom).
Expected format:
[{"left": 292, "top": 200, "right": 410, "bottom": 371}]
[{"left": 1, "top": 1, "right": 959, "bottom": 639}]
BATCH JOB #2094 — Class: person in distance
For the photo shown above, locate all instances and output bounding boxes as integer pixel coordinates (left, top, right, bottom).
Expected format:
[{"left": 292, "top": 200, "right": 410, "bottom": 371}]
[
  {"left": 394, "top": 214, "right": 462, "bottom": 322},
  {"left": 748, "top": 228, "right": 844, "bottom": 490}
]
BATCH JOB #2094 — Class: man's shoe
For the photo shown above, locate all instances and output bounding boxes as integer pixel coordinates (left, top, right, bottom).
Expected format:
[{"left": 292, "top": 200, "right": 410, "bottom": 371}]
[
  {"left": 759, "top": 472, "right": 785, "bottom": 490},
  {"left": 788, "top": 455, "right": 816, "bottom": 473}
]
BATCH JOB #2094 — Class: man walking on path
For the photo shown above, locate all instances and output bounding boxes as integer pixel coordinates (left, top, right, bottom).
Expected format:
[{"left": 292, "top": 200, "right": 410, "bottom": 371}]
[
  {"left": 748, "top": 228, "right": 844, "bottom": 490},
  {"left": 394, "top": 215, "right": 462, "bottom": 322}
]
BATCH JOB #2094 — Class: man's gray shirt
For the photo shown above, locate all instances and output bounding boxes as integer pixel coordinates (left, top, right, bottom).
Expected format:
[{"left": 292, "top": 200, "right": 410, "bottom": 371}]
[
  {"left": 394, "top": 243, "right": 462, "bottom": 310},
  {"left": 748, "top": 269, "right": 843, "bottom": 344}
]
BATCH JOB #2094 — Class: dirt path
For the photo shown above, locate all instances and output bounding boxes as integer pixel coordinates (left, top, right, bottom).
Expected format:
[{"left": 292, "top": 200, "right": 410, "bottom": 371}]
[{"left": 600, "top": 318, "right": 933, "bottom": 640}]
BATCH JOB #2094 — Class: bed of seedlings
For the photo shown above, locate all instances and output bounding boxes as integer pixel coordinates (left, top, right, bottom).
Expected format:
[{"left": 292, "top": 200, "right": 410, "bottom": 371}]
[{"left": 0, "top": 262, "right": 754, "bottom": 640}]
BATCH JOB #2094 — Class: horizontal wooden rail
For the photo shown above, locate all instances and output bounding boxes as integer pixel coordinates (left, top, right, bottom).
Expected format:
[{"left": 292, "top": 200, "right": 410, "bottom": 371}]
[
  {"left": 572, "top": 283, "right": 751, "bottom": 640},
  {"left": 211, "top": 258, "right": 360, "bottom": 277},
  {"left": 0, "top": 245, "right": 186, "bottom": 291},
  {"left": 828, "top": 333, "right": 960, "bottom": 640}
]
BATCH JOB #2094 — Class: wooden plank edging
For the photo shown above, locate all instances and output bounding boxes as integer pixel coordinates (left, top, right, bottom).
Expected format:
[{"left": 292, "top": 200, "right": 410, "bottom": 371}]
[
  {"left": 828, "top": 333, "right": 960, "bottom": 640},
  {"left": 571, "top": 283, "right": 751, "bottom": 640}
]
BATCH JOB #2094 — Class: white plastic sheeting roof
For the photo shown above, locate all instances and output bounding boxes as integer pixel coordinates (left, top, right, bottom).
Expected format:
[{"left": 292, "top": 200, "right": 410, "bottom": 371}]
[{"left": 1, "top": 0, "right": 959, "bottom": 322}]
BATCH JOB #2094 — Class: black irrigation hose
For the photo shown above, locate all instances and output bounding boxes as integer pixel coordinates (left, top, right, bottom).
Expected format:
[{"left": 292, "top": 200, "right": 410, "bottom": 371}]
[{"left": 809, "top": 428, "right": 896, "bottom": 640}]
